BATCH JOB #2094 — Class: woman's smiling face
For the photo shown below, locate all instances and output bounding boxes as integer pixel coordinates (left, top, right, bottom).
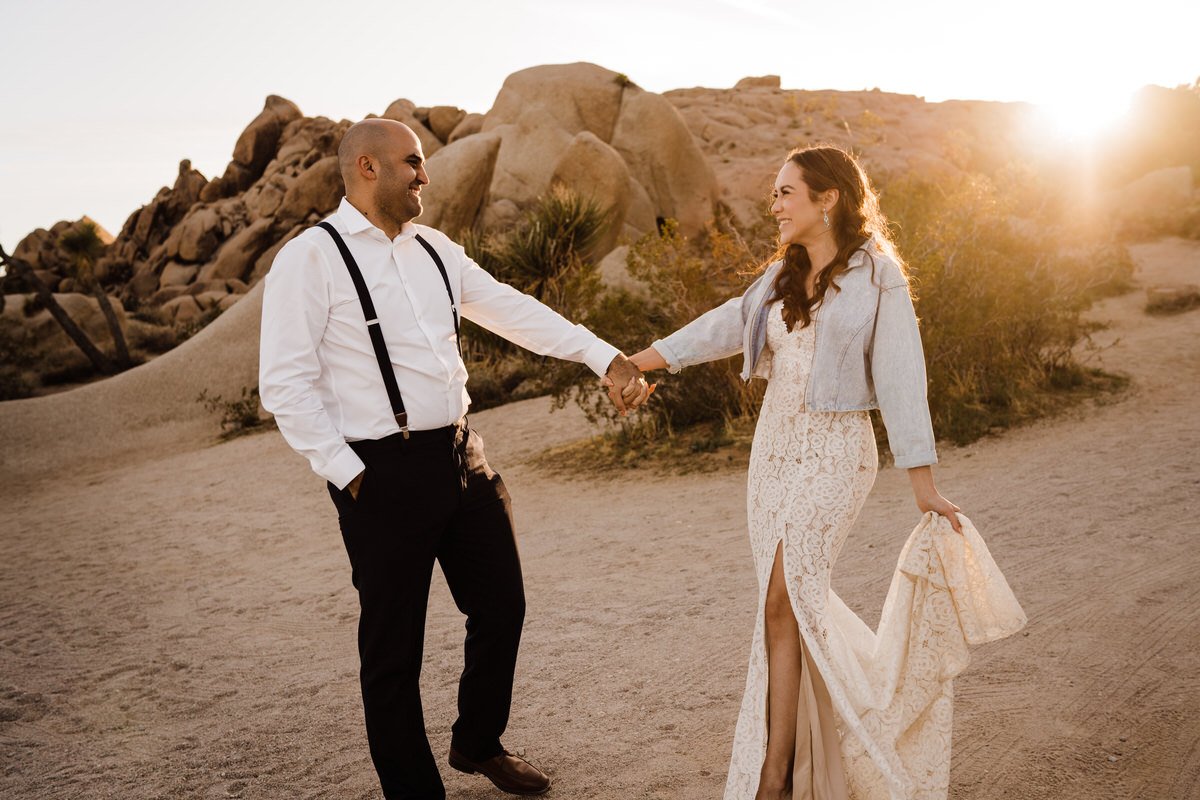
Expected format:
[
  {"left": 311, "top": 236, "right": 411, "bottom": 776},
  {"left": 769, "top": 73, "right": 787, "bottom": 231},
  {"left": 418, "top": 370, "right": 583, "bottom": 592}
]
[{"left": 771, "top": 161, "right": 828, "bottom": 245}]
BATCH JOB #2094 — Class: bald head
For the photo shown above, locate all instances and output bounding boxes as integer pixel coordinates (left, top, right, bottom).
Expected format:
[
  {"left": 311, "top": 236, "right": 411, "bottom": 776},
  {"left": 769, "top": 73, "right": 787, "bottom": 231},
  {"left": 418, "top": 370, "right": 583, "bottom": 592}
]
[
  {"left": 338, "top": 118, "right": 423, "bottom": 188},
  {"left": 337, "top": 118, "right": 428, "bottom": 233}
]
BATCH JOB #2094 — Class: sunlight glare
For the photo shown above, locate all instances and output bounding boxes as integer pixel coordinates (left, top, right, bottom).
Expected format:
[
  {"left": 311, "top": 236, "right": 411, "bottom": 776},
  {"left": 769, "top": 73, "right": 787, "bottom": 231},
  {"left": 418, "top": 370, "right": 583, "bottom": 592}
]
[{"left": 1039, "top": 89, "right": 1133, "bottom": 141}]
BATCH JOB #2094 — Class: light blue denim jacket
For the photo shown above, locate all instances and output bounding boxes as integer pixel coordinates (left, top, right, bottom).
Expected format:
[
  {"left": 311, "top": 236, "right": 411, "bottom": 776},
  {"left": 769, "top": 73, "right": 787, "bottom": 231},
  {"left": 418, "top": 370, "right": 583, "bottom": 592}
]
[{"left": 652, "top": 240, "right": 938, "bottom": 468}]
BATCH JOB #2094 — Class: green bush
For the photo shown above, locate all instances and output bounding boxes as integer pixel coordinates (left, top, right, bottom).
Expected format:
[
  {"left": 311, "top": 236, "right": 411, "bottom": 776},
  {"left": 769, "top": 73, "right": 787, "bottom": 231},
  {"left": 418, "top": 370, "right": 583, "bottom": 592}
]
[{"left": 197, "top": 386, "right": 273, "bottom": 438}]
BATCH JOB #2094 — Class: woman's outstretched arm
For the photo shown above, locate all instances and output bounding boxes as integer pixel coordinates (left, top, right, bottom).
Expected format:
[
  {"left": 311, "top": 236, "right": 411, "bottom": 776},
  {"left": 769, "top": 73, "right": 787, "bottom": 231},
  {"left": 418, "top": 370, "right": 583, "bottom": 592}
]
[{"left": 629, "top": 346, "right": 669, "bottom": 372}]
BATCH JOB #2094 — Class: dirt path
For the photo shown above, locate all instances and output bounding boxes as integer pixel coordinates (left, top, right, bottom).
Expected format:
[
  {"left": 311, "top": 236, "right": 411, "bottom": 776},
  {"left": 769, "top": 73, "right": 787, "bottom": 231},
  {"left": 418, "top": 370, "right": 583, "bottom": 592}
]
[{"left": 1, "top": 238, "right": 1197, "bottom": 799}]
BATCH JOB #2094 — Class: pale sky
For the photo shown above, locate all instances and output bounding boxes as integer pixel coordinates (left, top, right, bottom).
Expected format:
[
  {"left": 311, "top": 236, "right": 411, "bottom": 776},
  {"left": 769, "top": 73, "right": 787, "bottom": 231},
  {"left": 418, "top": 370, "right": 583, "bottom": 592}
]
[{"left": 2, "top": 0, "right": 1197, "bottom": 251}]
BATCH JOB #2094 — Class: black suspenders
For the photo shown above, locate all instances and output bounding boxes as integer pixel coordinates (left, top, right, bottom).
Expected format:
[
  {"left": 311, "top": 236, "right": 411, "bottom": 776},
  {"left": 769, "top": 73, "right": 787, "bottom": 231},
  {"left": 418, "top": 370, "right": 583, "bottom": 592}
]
[{"left": 316, "top": 221, "right": 459, "bottom": 439}]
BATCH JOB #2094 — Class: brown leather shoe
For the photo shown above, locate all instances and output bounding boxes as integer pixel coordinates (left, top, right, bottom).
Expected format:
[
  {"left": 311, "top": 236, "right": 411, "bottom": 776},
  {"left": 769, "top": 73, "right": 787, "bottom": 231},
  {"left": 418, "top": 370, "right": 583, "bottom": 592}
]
[{"left": 448, "top": 747, "right": 552, "bottom": 795}]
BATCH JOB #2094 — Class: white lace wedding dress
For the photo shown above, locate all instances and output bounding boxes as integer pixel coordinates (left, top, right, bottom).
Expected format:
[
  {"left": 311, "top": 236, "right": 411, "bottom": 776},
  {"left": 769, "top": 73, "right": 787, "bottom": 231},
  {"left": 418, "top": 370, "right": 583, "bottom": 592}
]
[{"left": 725, "top": 302, "right": 1026, "bottom": 800}]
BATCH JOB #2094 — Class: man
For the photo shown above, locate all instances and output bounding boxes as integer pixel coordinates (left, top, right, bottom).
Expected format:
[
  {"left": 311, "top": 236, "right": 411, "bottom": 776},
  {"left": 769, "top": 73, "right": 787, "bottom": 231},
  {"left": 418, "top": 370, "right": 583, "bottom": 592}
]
[{"left": 259, "top": 118, "right": 648, "bottom": 799}]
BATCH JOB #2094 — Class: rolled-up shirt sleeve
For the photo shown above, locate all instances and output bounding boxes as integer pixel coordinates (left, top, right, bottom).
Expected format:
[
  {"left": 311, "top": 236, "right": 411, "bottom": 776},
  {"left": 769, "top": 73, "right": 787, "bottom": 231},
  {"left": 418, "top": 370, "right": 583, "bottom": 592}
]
[
  {"left": 259, "top": 238, "right": 365, "bottom": 489},
  {"left": 457, "top": 247, "right": 619, "bottom": 377}
]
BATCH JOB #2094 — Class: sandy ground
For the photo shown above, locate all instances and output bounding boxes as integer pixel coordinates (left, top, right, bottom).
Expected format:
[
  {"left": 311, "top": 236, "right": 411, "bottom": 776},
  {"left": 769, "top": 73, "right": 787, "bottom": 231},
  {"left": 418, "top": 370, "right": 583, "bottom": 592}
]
[{"left": 1, "top": 238, "right": 1198, "bottom": 800}]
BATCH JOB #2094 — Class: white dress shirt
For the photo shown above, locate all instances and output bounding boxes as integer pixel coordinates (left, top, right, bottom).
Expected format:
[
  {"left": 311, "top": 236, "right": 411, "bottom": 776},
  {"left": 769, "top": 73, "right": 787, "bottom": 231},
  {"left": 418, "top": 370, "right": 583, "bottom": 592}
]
[{"left": 259, "top": 197, "right": 620, "bottom": 489}]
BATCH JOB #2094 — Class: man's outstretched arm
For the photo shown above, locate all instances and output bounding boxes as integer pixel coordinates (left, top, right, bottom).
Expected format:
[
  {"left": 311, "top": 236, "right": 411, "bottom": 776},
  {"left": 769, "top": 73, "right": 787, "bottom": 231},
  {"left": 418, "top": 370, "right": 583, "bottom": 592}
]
[{"left": 458, "top": 244, "right": 651, "bottom": 414}]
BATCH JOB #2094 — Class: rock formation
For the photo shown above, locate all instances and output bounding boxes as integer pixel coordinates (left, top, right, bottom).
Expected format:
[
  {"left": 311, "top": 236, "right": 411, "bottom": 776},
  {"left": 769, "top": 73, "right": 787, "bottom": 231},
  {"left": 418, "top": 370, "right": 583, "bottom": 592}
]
[
  {"left": 7, "top": 63, "right": 1197, "bottom": 394},
  {"left": 474, "top": 63, "right": 718, "bottom": 239},
  {"left": 7, "top": 63, "right": 722, "bottom": 345}
]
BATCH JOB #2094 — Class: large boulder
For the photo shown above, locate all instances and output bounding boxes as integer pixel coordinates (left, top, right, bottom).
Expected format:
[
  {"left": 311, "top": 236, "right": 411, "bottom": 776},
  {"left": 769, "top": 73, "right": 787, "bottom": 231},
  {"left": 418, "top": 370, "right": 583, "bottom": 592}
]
[
  {"left": 610, "top": 88, "right": 718, "bottom": 236},
  {"left": 162, "top": 294, "right": 204, "bottom": 325},
  {"left": 484, "top": 63, "right": 627, "bottom": 142},
  {"left": 417, "top": 133, "right": 501, "bottom": 235},
  {"left": 549, "top": 131, "right": 633, "bottom": 252},
  {"left": 130, "top": 198, "right": 162, "bottom": 248},
  {"left": 126, "top": 266, "right": 160, "bottom": 299},
  {"left": 273, "top": 116, "right": 349, "bottom": 171},
  {"left": 159, "top": 262, "right": 199, "bottom": 287},
  {"left": 381, "top": 98, "right": 443, "bottom": 157},
  {"left": 276, "top": 156, "right": 343, "bottom": 225},
  {"left": 427, "top": 106, "right": 467, "bottom": 143},
  {"left": 734, "top": 75, "right": 782, "bottom": 90},
  {"left": 250, "top": 173, "right": 290, "bottom": 219},
  {"left": 175, "top": 206, "right": 224, "bottom": 263},
  {"left": 448, "top": 113, "right": 485, "bottom": 143},
  {"left": 197, "top": 218, "right": 278, "bottom": 282},
  {"left": 201, "top": 158, "right": 266, "bottom": 202},
  {"left": 169, "top": 159, "right": 209, "bottom": 211},
  {"left": 484, "top": 108, "right": 576, "bottom": 220},
  {"left": 232, "top": 95, "right": 303, "bottom": 176}
]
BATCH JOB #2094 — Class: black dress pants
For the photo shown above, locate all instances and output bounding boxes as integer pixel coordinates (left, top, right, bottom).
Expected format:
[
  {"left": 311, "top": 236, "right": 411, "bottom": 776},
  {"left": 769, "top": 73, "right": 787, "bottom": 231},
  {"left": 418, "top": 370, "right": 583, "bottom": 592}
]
[{"left": 327, "top": 420, "right": 525, "bottom": 800}]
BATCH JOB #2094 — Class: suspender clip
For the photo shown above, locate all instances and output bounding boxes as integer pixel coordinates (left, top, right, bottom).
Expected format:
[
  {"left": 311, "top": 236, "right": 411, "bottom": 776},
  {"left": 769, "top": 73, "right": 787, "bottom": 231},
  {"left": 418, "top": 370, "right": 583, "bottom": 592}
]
[{"left": 396, "top": 412, "right": 410, "bottom": 439}]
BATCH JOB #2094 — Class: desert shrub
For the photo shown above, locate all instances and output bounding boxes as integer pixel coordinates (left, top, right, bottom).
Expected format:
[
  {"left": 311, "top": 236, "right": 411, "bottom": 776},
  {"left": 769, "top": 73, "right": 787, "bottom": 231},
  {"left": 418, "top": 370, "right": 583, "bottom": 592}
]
[
  {"left": 176, "top": 306, "right": 223, "bottom": 343},
  {"left": 542, "top": 165, "right": 1134, "bottom": 466},
  {"left": 882, "top": 170, "right": 1133, "bottom": 443},
  {"left": 197, "top": 386, "right": 273, "bottom": 438},
  {"left": 0, "top": 366, "right": 36, "bottom": 401},
  {"left": 100, "top": 259, "right": 133, "bottom": 288},
  {"left": 465, "top": 352, "right": 547, "bottom": 412},
  {"left": 127, "top": 321, "right": 178, "bottom": 354},
  {"left": 40, "top": 357, "right": 98, "bottom": 386},
  {"left": 548, "top": 221, "right": 766, "bottom": 433},
  {"left": 466, "top": 187, "right": 609, "bottom": 316},
  {"left": 0, "top": 326, "right": 38, "bottom": 400},
  {"left": 130, "top": 302, "right": 172, "bottom": 326}
]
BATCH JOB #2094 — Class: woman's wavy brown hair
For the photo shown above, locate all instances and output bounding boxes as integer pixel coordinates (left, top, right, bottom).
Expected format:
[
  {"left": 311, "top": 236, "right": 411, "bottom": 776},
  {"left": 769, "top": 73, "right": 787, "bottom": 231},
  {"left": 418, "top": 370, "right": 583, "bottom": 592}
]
[{"left": 768, "top": 145, "right": 902, "bottom": 331}]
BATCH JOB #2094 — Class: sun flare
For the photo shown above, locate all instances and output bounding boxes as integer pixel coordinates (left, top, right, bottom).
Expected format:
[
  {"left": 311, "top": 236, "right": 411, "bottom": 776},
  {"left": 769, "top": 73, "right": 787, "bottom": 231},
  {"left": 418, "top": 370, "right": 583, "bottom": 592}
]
[{"left": 1038, "top": 90, "right": 1133, "bottom": 141}]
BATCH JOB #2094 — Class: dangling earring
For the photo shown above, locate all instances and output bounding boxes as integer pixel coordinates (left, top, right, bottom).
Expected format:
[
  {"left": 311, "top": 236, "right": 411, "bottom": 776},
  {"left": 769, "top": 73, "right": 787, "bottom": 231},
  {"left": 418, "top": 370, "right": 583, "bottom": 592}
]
[{"left": 822, "top": 208, "right": 830, "bottom": 228}]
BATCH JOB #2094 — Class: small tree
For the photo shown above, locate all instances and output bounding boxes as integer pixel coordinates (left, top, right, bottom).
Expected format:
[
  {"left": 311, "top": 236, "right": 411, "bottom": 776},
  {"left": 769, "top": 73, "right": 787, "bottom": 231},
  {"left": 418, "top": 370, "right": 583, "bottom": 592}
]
[
  {"left": 0, "top": 243, "right": 116, "bottom": 375},
  {"left": 59, "top": 221, "right": 131, "bottom": 368}
]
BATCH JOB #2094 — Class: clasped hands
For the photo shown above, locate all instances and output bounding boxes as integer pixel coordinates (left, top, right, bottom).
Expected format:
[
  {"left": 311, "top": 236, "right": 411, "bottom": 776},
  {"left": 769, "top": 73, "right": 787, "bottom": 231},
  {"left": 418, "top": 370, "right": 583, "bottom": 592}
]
[{"left": 603, "top": 353, "right": 655, "bottom": 416}]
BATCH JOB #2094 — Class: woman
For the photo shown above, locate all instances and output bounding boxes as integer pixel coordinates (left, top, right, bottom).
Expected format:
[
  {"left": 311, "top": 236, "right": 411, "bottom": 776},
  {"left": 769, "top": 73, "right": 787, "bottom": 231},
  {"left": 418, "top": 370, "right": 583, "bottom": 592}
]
[{"left": 628, "top": 146, "right": 965, "bottom": 800}]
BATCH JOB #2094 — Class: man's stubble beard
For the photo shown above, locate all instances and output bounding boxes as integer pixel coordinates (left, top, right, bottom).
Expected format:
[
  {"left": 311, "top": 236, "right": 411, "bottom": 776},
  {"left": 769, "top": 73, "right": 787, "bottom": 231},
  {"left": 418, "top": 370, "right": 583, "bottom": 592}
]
[{"left": 378, "top": 180, "right": 422, "bottom": 227}]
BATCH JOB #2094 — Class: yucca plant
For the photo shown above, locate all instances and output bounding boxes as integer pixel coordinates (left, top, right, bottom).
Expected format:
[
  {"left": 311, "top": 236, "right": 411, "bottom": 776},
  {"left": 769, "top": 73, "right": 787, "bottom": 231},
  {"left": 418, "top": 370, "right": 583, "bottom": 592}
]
[{"left": 60, "top": 221, "right": 132, "bottom": 369}]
